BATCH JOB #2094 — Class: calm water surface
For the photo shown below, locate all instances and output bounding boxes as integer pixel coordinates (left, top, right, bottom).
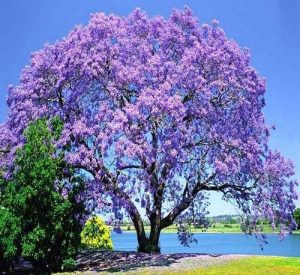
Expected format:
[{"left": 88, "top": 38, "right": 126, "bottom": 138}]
[{"left": 111, "top": 232, "right": 300, "bottom": 257}]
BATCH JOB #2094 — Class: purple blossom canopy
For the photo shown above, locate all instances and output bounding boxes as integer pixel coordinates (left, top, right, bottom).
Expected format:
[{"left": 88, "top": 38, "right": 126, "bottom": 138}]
[{"left": 0, "top": 7, "right": 297, "bottom": 245}]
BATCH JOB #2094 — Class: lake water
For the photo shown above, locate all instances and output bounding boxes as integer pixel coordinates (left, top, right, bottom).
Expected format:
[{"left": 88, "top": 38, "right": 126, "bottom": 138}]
[{"left": 111, "top": 232, "right": 300, "bottom": 257}]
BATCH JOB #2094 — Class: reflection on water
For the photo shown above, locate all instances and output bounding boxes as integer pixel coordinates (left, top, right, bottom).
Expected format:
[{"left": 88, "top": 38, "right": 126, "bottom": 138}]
[{"left": 111, "top": 232, "right": 300, "bottom": 257}]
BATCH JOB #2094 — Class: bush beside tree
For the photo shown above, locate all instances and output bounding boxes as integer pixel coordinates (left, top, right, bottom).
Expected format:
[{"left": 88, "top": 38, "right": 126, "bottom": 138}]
[
  {"left": 0, "top": 118, "right": 86, "bottom": 271},
  {"left": 81, "top": 216, "right": 113, "bottom": 250}
]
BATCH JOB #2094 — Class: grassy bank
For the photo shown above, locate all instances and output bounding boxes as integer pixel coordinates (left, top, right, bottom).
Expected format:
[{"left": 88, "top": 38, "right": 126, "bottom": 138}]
[
  {"left": 120, "top": 224, "right": 300, "bottom": 234},
  {"left": 120, "top": 223, "right": 243, "bottom": 233}
]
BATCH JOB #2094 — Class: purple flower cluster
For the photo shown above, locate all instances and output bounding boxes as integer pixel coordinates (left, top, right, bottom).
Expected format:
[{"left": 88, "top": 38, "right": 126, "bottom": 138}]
[{"left": 0, "top": 7, "right": 297, "bottom": 244}]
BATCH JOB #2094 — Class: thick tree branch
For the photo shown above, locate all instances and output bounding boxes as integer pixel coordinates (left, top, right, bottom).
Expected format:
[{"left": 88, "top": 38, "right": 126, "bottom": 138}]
[{"left": 160, "top": 174, "right": 254, "bottom": 229}]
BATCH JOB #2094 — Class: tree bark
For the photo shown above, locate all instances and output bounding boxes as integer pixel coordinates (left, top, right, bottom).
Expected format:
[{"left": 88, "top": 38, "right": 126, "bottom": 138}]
[{"left": 137, "top": 216, "right": 161, "bottom": 253}]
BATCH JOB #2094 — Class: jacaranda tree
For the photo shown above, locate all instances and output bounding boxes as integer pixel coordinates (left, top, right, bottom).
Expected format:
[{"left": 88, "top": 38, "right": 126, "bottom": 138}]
[{"left": 0, "top": 8, "right": 297, "bottom": 253}]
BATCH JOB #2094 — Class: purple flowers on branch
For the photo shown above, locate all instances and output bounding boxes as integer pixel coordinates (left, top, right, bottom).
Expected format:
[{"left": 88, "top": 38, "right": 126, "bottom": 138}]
[{"left": 0, "top": 7, "right": 297, "bottom": 252}]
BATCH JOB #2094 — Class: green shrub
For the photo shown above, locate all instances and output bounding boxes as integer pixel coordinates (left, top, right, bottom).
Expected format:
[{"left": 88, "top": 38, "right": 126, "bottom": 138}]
[
  {"left": 224, "top": 224, "right": 233, "bottom": 228},
  {"left": 81, "top": 216, "right": 113, "bottom": 250},
  {"left": 294, "top": 208, "right": 300, "bottom": 229},
  {"left": 62, "top": 258, "right": 76, "bottom": 271},
  {"left": 0, "top": 208, "right": 21, "bottom": 270},
  {"left": 0, "top": 118, "right": 86, "bottom": 271}
]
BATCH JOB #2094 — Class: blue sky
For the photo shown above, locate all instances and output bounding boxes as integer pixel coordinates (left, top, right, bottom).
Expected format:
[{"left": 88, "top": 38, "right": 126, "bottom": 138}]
[{"left": 0, "top": 0, "right": 299, "bottom": 216}]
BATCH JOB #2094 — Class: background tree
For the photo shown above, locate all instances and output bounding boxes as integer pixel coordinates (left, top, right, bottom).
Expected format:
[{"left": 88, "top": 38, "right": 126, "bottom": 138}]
[
  {"left": 0, "top": 8, "right": 297, "bottom": 253},
  {"left": 293, "top": 208, "right": 300, "bottom": 230},
  {"left": 0, "top": 118, "right": 86, "bottom": 271}
]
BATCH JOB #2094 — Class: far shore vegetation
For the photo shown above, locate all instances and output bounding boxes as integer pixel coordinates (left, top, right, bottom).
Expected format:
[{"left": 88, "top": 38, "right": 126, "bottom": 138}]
[{"left": 117, "top": 214, "right": 300, "bottom": 234}]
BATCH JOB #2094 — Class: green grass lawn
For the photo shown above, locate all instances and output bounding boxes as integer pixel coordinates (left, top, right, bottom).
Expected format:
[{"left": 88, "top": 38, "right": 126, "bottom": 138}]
[
  {"left": 177, "top": 257, "right": 300, "bottom": 275},
  {"left": 126, "top": 256, "right": 300, "bottom": 275}
]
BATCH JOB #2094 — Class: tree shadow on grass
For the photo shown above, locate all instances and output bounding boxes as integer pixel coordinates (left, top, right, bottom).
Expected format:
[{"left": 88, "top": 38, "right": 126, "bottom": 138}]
[
  {"left": 76, "top": 250, "right": 222, "bottom": 273},
  {"left": 8, "top": 250, "right": 223, "bottom": 273}
]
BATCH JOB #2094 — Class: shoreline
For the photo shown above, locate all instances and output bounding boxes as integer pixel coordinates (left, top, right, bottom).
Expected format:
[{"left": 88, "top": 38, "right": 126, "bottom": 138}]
[{"left": 113, "top": 230, "right": 300, "bottom": 234}]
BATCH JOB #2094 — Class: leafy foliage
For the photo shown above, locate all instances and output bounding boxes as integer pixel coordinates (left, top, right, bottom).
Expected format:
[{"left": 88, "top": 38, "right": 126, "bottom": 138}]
[
  {"left": 0, "top": 118, "right": 85, "bottom": 271},
  {"left": 0, "top": 208, "right": 21, "bottom": 270},
  {"left": 81, "top": 216, "right": 113, "bottom": 250},
  {"left": 293, "top": 208, "right": 300, "bottom": 230}
]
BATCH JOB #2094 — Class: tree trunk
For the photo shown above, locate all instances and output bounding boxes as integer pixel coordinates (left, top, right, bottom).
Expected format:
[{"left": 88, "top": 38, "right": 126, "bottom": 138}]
[
  {"left": 148, "top": 227, "right": 161, "bottom": 253},
  {"left": 112, "top": 185, "right": 162, "bottom": 253},
  {"left": 137, "top": 223, "right": 161, "bottom": 253},
  {"left": 137, "top": 210, "right": 162, "bottom": 253},
  {"left": 137, "top": 236, "right": 160, "bottom": 253}
]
